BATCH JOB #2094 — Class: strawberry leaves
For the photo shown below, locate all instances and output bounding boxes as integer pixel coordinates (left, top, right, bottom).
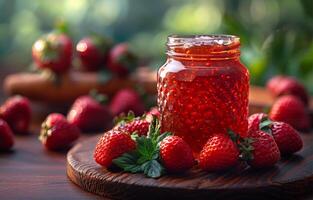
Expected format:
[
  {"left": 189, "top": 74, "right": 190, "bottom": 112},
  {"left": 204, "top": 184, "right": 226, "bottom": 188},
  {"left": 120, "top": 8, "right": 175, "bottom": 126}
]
[
  {"left": 112, "top": 117, "right": 171, "bottom": 178},
  {"left": 141, "top": 160, "right": 164, "bottom": 178},
  {"left": 228, "top": 129, "right": 254, "bottom": 161},
  {"left": 259, "top": 116, "right": 273, "bottom": 134}
]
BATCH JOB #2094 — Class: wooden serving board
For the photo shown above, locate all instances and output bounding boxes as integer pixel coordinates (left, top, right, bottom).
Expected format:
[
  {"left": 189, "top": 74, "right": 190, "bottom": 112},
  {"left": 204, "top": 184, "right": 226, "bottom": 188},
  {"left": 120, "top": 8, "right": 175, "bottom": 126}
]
[{"left": 67, "top": 133, "right": 313, "bottom": 200}]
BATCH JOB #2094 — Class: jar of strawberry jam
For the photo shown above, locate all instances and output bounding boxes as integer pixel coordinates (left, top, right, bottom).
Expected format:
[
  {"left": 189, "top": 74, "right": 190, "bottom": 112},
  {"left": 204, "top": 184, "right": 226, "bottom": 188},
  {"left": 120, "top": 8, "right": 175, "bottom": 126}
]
[{"left": 157, "top": 35, "right": 249, "bottom": 155}]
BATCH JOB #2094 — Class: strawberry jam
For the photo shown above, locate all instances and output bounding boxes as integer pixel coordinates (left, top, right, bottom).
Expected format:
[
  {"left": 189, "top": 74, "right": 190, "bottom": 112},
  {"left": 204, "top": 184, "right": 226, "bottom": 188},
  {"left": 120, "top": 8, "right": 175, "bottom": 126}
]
[{"left": 157, "top": 35, "right": 249, "bottom": 155}]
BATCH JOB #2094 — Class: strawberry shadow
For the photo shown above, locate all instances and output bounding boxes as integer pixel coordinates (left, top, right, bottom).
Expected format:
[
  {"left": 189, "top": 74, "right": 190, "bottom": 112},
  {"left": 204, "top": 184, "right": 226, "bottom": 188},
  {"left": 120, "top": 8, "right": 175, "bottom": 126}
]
[
  {"left": 0, "top": 149, "right": 15, "bottom": 156},
  {"left": 280, "top": 154, "right": 304, "bottom": 163}
]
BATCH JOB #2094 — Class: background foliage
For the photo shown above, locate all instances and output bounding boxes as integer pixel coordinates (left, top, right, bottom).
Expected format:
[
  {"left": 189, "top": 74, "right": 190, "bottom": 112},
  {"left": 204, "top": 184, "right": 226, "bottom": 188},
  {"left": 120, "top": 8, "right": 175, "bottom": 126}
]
[{"left": 0, "top": 0, "right": 312, "bottom": 93}]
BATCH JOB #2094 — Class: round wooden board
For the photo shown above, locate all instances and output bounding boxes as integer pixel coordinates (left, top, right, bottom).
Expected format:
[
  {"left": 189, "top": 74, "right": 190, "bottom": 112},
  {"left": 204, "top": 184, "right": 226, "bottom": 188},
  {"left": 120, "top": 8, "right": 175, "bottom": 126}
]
[{"left": 67, "top": 133, "right": 313, "bottom": 200}]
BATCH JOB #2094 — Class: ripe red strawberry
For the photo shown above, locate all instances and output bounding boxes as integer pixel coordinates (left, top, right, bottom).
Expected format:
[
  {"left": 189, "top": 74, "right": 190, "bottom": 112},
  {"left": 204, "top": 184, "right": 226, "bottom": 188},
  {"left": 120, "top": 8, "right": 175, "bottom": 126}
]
[
  {"left": 248, "top": 130, "right": 280, "bottom": 168},
  {"left": 269, "top": 95, "right": 311, "bottom": 130},
  {"left": 0, "top": 96, "right": 31, "bottom": 134},
  {"left": 109, "top": 88, "right": 145, "bottom": 116},
  {"left": 76, "top": 35, "right": 112, "bottom": 71},
  {"left": 120, "top": 119, "right": 150, "bottom": 136},
  {"left": 267, "top": 75, "right": 309, "bottom": 105},
  {"left": 107, "top": 43, "right": 138, "bottom": 76},
  {"left": 0, "top": 119, "right": 14, "bottom": 150},
  {"left": 199, "top": 133, "right": 239, "bottom": 172},
  {"left": 67, "top": 93, "right": 113, "bottom": 132},
  {"left": 94, "top": 130, "right": 136, "bottom": 167},
  {"left": 32, "top": 32, "right": 73, "bottom": 73},
  {"left": 248, "top": 113, "right": 268, "bottom": 132},
  {"left": 114, "top": 112, "right": 150, "bottom": 136},
  {"left": 39, "top": 113, "right": 80, "bottom": 150},
  {"left": 271, "top": 122, "right": 303, "bottom": 155},
  {"left": 159, "top": 136, "right": 195, "bottom": 172}
]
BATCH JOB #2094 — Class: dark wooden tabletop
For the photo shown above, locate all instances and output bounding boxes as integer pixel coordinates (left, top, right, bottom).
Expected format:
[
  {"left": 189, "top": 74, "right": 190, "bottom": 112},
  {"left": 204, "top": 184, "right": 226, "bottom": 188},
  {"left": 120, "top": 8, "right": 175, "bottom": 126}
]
[
  {"left": 0, "top": 70, "right": 104, "bottom": 200},
  {"left": 0, "top": 128, "right": 104, "bottom": 200}
]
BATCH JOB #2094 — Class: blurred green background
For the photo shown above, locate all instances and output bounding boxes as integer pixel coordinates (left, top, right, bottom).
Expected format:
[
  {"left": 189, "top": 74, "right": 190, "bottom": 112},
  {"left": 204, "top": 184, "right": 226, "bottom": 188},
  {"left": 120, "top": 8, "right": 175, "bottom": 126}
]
[{"left": 0, "top": 0, "right": 312, "bottom": 93}]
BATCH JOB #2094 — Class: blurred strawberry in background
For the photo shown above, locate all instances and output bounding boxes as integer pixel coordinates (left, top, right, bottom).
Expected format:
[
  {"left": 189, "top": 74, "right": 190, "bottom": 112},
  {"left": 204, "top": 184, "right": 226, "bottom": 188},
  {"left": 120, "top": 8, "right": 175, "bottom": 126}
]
[
  {"left": 107, "top": 43, "right": 138, "bottom": 77},
  {"left": 40, "top": 113, "right": 80, "bottom": 151},
  {"left": 32, "top": 32, "right": 73, "bottom": 74},
  {"left": 0, "top": 95, "right": 31, "bottom": 135},
  {"left": 269, "top": 95, "right": 311, "bottom": 131},
  {"left": 76, "top": 35, "right": 113, "bottom": 71},
  {"left": 109, "top": 88, "right": 145, "bottom": 116},
  {"left": 0, "top": 119, "right": 14, "bottom": 151},
  {"left": 267, "top": 75, "right": 309, "bottom": 106},
  {"left": 67, "top": 91, "right": 113, "bottom": 132}
]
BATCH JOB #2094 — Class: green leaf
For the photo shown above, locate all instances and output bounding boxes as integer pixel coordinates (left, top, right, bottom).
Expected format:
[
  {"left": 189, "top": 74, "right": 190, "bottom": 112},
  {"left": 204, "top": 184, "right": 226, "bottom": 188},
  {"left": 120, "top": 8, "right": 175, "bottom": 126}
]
[
  {"left": 259, "top": 117, "right": 273, "bottom": 134},
  {"left": 156, "top": 132, "right": 172, "bottom": 144},
  {"left": 113, "top": 118, "right": 172, "bottom": 178},
  {"left": 136, "top": 136, "right": 156, "bottom": 162},
  {"left": 131, "top": 133, "right": 139, "bottom": 141},
  {"left": 112, "top": 152, "right": 141, "bottom": 173},
  {"left": 114, "top": 111, "right": 136, "bottom": 125},
  {"left": 141, "top": 160, "right": 163, "bottom": 178}
]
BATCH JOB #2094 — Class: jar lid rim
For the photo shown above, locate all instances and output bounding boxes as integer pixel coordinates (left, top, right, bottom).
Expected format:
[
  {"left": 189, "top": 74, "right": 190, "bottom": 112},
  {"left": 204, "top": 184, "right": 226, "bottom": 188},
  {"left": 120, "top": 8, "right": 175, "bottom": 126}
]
[{"left": 167, "top": 34, "right": 240, "bottom": 46}]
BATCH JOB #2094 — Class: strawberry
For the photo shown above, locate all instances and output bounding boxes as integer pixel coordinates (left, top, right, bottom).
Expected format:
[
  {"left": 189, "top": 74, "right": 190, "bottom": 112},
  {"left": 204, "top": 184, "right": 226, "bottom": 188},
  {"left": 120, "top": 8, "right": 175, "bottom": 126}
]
[
  {"left": 76, "top": 35, "right": 112, "bottom": 71},
  {"left": 94, "top": 130, "right": 136, "bottom": 168},
  {"left": 107, "top": 43, "right": 138, "bottom": 76},
  {"left": 39, "top": 113, "right": 80, "bottom": 150},
  {"left": 159, "top": 136, "right": 195, "bottom": 172},
  {"left": 247, "top": 130, "right": 280, "bottom": 168},
  {"left": 269, "top": 95, "right": 311, "bottom": 130},
  {"left": 270, "top": 122, "right": 303, "bottom": 155},
  {"left": 67, "top": 91, "right": 113, "bottom": 132},
  {"left": 199, "top": 133, "right": 239, "bottom": 172},
  {"left": 109, "top": 88, "right": 145, "bottom": 116},
  {"left": 0, "top": 119, "right": 14, "bottom": 151},
  {"left": 114, "top": 112, "right": 150, "bottom": 136},
  {"left": 32, "top": 32, "right": 73, "bottom": 74},
  {"left": 267, "top": 75, "right": 309, "bottom": 105},
  {"left": 248, "top": 113, "right": 268, "bottom": 132},
  {"left": 0, "top": 96, "right": 31, "bottom": 134}
]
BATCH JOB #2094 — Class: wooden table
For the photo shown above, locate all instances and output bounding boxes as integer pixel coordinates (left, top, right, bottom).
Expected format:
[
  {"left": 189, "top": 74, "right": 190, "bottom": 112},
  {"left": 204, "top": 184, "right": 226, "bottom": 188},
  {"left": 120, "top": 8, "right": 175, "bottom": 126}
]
[{"left": 0, "top": 129, "right": 104, "bottom": 200}]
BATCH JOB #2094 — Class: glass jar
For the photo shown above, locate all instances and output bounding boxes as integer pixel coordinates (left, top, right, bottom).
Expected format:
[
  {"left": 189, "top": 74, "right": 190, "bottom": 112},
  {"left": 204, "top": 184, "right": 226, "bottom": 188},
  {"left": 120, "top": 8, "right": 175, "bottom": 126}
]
[{"left": 157, "top": 35, "right": 249, "bottom": 155}]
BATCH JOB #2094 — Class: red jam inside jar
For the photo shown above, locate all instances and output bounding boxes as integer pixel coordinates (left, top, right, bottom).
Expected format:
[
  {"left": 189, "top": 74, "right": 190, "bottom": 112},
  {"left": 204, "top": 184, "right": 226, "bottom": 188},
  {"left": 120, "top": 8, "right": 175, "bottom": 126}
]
[{"left": 157, "top": 35, "right": 250, "bottom": 155}]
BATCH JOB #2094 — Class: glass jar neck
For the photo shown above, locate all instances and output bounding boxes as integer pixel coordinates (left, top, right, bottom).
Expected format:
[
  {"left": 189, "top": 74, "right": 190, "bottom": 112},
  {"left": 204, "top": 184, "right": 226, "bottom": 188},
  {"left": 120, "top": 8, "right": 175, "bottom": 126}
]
[{"left": 166, "top": 34, "right": 240, "bottom": 61}]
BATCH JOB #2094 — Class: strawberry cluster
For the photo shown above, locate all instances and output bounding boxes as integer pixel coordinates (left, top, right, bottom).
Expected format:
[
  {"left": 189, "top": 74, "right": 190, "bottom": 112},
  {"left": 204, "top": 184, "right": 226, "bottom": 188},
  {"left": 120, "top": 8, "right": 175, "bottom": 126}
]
[
  {"left": 94, "top": 113, "right": 195, "bottom": 178},
  {"left": 94, "top": 107, "right": 305, "bottom": 177},
  {"left": 0, "top": 96, "right": 31, "bottom": 150},
  {"left": 38, "top": 88, "right": 146, "bottom": 150},
  {"left": 267, "top": 75, "right": 311, "bottom": 131},
  {"left": 0, "top": 87, "right": 146, "bottom": 152},
  {"left": 32, "top": 31, "right": 138, "bottom": 77}
]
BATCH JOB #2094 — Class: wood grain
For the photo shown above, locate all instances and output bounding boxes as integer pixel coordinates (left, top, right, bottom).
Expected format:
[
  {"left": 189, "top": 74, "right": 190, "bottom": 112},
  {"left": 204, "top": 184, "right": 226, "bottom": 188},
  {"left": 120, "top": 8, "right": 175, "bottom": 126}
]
[{"left": 67, "top": 132, "right": 313, "bottom": 200}]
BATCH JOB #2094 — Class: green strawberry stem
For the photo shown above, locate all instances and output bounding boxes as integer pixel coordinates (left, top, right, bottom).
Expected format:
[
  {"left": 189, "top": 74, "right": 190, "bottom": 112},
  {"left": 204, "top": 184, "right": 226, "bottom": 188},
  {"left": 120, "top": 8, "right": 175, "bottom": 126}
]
[
  {"left": 89, "top": 89, "right": 108, "bottom": 105},
  {"left": 113, "top": 116, "right": 171, "bottom": 178},
  {"left": 259, "top": 116, "right": 273, "bottom": 134},
  {"left": 113, "top": 110, "right": 146, "bottom": 126},
  {"left": 227, "top": 129, "right": 255, "bottom": 161},
  {"left": 54, "top": 20, "right": 70, "bottom": 34}
]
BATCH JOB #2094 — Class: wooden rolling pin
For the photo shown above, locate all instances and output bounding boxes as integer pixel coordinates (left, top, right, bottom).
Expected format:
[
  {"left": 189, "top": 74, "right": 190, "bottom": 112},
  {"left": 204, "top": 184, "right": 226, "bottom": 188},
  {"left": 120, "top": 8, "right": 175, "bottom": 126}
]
[{"left": 3, "top": 68, "right": 157, "bottom": 104}]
